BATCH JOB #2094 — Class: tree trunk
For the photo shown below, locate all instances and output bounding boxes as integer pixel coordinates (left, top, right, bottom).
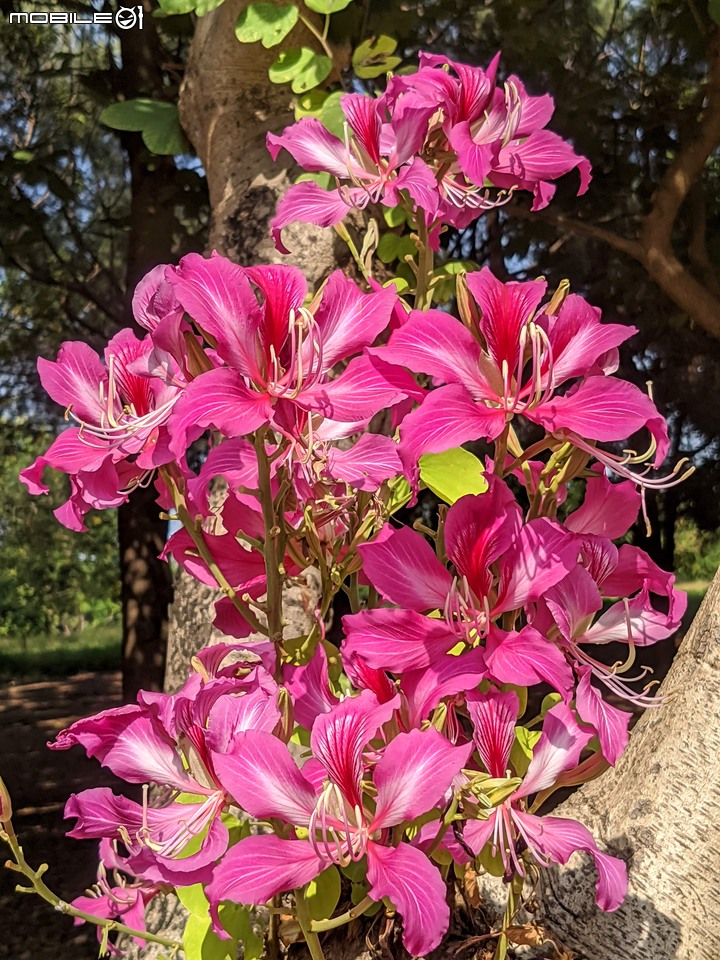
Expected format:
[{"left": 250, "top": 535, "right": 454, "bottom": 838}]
[
  {"left": 534, "top": 568, "right": 720, "bottom": 960},
  {"left": 122, "top": 3, "right": 338, "bottom": 953},
  {"left": 115, "top": 1, "right": 180, "bottom": 700}
]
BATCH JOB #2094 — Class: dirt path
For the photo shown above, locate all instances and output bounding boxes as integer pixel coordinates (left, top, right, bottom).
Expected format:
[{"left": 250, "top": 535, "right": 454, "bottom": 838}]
[{"left": 0, "top": 672, "right": 123, "bottom": 960}]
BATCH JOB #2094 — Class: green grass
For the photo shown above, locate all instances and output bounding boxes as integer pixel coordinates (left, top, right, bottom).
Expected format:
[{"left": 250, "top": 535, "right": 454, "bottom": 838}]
[
  {"left": 676, "top": 581, "right": 709, "bottom": 632},
  {"left": 0, "top": 621, "right": 121, "bottom": 682}
]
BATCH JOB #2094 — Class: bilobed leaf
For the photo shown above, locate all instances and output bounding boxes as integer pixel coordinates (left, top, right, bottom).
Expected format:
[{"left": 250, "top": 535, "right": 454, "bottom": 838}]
[
  {"left": 100, "top": 99, "right": 188, "bottom": 156},
  {"left": 269, "top": 47, "right": 332, "bottom": 92},
  {"left": 235, "top": 3, "right": 299, "bottom": 47},
  {"left": 305, "top": 865, "right": 342, "bottom": 921},
  {"left": 352, "top": 35, "right": 402, "bottom": 79},
  {"left": 419, "top": 447, "right": 487, "bottom": 504},
  {"left": 304, "top": 0, "right": 354, "bottom": 13},
  {"left": 294, "top": 89, "right": 329, "bottom": 119}
]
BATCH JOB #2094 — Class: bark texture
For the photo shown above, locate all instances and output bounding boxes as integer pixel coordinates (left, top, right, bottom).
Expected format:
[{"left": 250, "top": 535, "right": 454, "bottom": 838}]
[{"left": 530, "top": 568, "right": 720, "bottom": 959}]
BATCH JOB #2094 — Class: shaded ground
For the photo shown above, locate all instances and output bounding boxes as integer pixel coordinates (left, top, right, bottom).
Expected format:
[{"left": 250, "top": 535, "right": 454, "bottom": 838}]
[{"left": 0, "top": 671, "right": 123, "bottom": 960}]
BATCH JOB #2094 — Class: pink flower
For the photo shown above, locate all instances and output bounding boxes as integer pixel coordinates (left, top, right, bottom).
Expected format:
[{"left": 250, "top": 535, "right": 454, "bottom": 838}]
[
  {"left": 207, "top": 691, "right": 471, "bottom": 957},
  {"left": 343, "top": 478, "right": 577, "bottom": 696},
  {"left": 463, "top": 690, "right": 627, "bottom": 911},
  {"left": 164, "top": 254, "right": 412, "bottom": 455},
  {"left": 378, "top": 269, "right": 672, "bottom": 484},
  {"left": 20, "top": 329, "right": 183, "bottom": 530},
  {"left": 50, "top": 667, "right": 280, "bottom": 885},
  {"left": 267, "top": 54, "right": 591, "bottom": 250}
]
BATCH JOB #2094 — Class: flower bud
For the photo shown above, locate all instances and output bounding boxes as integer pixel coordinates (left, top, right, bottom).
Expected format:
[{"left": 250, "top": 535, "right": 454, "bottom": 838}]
[{"left": 0, "top": 777, "right": 12, "bottom": 824}]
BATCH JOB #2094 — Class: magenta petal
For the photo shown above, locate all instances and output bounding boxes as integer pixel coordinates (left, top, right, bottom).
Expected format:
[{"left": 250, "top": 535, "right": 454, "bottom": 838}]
[
  {"left": 444, "top": 481, "right": 522, "bottom": 599},
  {"left": 388, "top": 156, "right": 440, "bottom": 218},
  {"left": 342, "top": 608, "right": 458, "bottom": 672},
  {"left": 269, "top": 182, "right": 352, "bottom": 254},
  {"left": 449, "top": 121, "right": 496, "bottom": 184},
  {"left": 207, "top": 835, "right": 328, "bottom": 936},
  {"left": 544, "top": 566, "right": 603, "bottom": 641},
  {"left": 358, "top": 524, "right": 452, "bottom": 610},
  {"left": 378, "top": 309, "right": 490, "bottom": 394},
  {"left": 565, "top": 471, "right": 641, "bottom": 540},
  {"left": 245, "top": 263, "right": 306, "bottom": 358},
  {"left": 310, "top": 690, "right": 398, "bottom": 809},
  {"left": 372, "top": 728, "right": 472, "bottom": 828},
  {"left": 401, "top": 647, "right": 487, "bottom": 728},
  {"left": 464, "top": 268, "right": 547, "bottom": 374},
  {"left": 496, "top": 518, "right": 578, "bottom": 612},
  {"left": 366, "top": 842, "right": 450, "bottom": 957},
  {"left": 466, "top": 689, "right": 519, "bottom": 779},
  {"left": 267, "top": 117, "right": 352, "bottom": 177},
  {"left": 168, "top": 368, "right": 272, "bottom": 456},
  {"left": 530, "top": 376, "right": 669, "bottom": 467},
  {"left": 313, "top": 271, "right": 397, "bottom": 369},
  {"left": 399, "top": 383, "right": 506, "bottom": 467},
  {"left": 485, "top": 626, "right": 574, "bottom": 698},
  {"left": 512, "top": 810, "right": 627, "bottom": 911},
  {"left": 205, "top": 688, "right": 281, "bottom": 753},
  {"left": 327, "top": 434, "right": 402, "bottom": 492},
  {"left": 515, "top": 702, "right": 593, "bottom": 798},
  {"left": 575, "top": 669, "right": 630, "bottom": 766},
  {"left": 37, "top": 341, "right": 107, "bottom": 423},
  {"left": 582, "top": 585, "right": 687, "bottom": 647},
  {"left": 212, "top": 731, "right": 318, "bottom": 825},
  {"left": 297, "top": 354, "right": 409, "bottom": 423},
  {"left": 167, "top": 252, "right": 262, "bottom": 378},
  {"left": 284, "top": 644, "right": 338, "bottom": 729}
]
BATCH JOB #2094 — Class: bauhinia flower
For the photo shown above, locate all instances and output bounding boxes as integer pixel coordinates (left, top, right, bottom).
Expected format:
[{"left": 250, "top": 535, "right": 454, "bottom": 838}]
[
  {"left": 343, "top": 478, "right": 577, "bottom": 695},
  {"left": 377, "top": 268, "right": 673, "bottom": 485},
  {"left": 165, "top": 253, "right": 413, "bottom": 456},
  {"left": 206, "top": 691, "right": 472, "bottom": 958},
  {"left": 462, "top": 690, "right": 628, "bottom": 910},
  {"left": 267, "top": 53, "right": 591, "bottom": 250}
]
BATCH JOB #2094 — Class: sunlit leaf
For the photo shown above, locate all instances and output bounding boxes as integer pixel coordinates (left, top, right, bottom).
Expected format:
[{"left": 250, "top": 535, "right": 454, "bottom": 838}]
[
  {"left": 235, "top": 3, "right": 299, "bottom": 48},
  {"left": 419, "top": 447, "right": 487, "bottom": 503},
  {"left": 352, "top": 35, "right": 402, "bottom": 79}
]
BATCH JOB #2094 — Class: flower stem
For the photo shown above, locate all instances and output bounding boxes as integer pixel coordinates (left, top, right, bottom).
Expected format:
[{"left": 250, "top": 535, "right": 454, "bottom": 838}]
[
  {"left": 295, "top": 889, "right": 327, "bottom": 960},
  {"left": 413, "top": 215, "right": 435, "bottom": 310},
  {"left": 310, "top": 895, "right": 375, "bottom": 932},
  {"left": 0, "top": 806, "right": 181, "bottom": 953},
  {"left": 297, "top": 13, "right": 335, "bottom": 63}
]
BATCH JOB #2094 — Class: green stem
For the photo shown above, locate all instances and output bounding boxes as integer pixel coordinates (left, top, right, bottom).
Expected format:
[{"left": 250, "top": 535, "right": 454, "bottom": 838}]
[
  {"left": 424, "top": 796, "right": 460, "bottom": 857},
  {"left": 254, "top": 429, "right": 284, "bottom": 647},
  {"left": 161, "top": 468, "right": 265, "bottom": 636},
  {"left": 297, "top": 13, "right": 334, "bottom": 62},
  {"left": 1, "top": 816, "right": 180, "bottom": 952},
  {"left": 295, "top": 889, "right": 326, "bottom": 960},
  {"left": 333, "top": 223, "right": 372, "bottom": 281},
  {"left": 413, "top": 215, "right": 435, "bottom": 310},
  {"left": 310, "top": 895, "right": 375, "bottom": 932}
]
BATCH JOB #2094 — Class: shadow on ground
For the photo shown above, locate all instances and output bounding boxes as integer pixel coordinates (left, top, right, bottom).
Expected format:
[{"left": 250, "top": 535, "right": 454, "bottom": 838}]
[{"left": 0, "top": 672, "right": 123, "bottom": 960}]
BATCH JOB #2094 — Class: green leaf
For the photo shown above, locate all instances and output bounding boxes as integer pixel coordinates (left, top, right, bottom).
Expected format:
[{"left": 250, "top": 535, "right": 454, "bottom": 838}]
[
  {"left": 509, "top": 726, "right": 542, "bottom": 778},
  {"left": 294, "top": 89, "right": 329, "bottom": 119},
  {"left": 540, "top": 692, "right": 562, "bottom": 716},
  {"left": 710, "top": 0, "right": 720, "bottom": 24},
  {"left": 183, "top": 915, "right": 236, "bottom": 960},
  {"left": 235, "top": 3, "right": 299, "bottom": 48},
  {"left": 269, "top": 47, "right": 332, "bottom": 93},
  {"left": 352, "top": 35, "right": 402, "bottom": 79},
  {"left": 320, "top": 91, "right": 345, "bottom": 136},
  {"left": 11, "top": 150, "right": 34, "bottom": 163},
  {"left": 176, "top": 883, "right": 210, "bottom": 917},
  {"left": 419, "top": 447, "right": 487, "bottom": 504},
  {"left": 194, "top": 0, "right": 226, "bottom": 14},
  {"left": 305, "top": 0, "right": 354, "bottom": 13},
  {"left": 305, "top": 865, "right": 342, "bottom": 921},
  {"left": 296, "top": 171, "right": 334, "bottom": 189},
  {"left": 158, "top": 0, "right": 197, "bottom": 13},
  {"left": 386, "top": 474, "right": 412, "bottom": 514},
  {"left": 100, "top": 99, "right": 188, "bottom": 156},
  {"left": 376, "top": 232, "right": 416, "bottom": 265},
  {"left": 383, "top": 205, "right": 408, "bottom": 228}
]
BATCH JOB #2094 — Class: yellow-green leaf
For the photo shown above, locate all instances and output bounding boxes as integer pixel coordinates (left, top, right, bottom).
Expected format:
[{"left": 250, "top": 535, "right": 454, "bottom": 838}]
[
  {"left": 306, "top": 865, "right": 342, "bottom": 921},
  {"left": 419, "top": 447, "right": 487, "bottom": 504},
  {"left": 235, "top": 3, "right": 299, "bottom": 48}
]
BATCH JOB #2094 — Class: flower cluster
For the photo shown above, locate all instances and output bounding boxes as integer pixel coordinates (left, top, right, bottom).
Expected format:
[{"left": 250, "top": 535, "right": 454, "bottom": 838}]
[
  {"left": 268, "top": 52, "right": 591, "bottom": 252},
  {"left": 22, "top": 49, "right": 689, "bottom": 960}
]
